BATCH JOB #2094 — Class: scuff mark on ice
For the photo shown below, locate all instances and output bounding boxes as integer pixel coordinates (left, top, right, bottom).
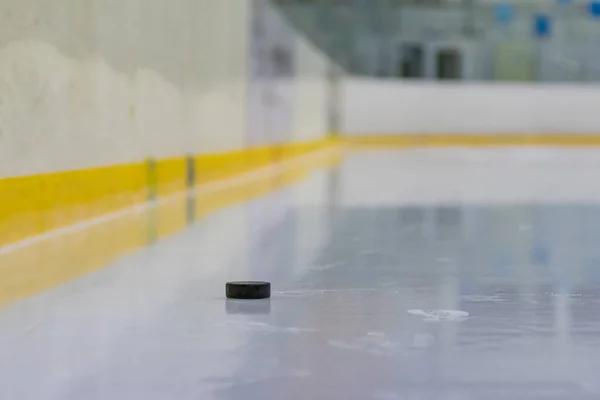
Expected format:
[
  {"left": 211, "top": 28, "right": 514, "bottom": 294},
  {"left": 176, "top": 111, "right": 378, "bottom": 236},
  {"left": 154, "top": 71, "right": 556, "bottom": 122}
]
[
  {"left": 407, "top": 309, "right": 469, "bottom": 322},
  {"left": 462, "top": 294, "right": 506, "bottom": 303},
  {"left": 220, "top": 320, "right": 317, "bottom": 334}
]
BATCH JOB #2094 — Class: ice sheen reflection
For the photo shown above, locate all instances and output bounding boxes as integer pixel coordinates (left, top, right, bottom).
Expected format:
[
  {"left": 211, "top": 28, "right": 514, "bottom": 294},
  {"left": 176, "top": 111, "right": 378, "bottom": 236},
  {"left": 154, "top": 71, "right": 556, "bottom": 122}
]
[{"left": 216, "top": 203, "right": 600, "bottom": 399}]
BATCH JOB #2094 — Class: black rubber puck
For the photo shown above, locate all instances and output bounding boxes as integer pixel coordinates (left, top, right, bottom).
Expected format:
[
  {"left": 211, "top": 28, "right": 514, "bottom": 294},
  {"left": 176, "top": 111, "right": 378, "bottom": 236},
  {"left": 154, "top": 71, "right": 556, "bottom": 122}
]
[{"left": 226, "top": 281, "right": 271, "bottom": 300}]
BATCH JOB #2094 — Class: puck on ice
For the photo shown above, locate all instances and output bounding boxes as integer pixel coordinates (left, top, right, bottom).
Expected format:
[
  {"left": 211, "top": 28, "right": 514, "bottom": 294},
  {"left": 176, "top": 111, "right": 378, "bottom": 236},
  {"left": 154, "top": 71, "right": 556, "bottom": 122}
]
[{"left": 226, "top": 281, "right": 271, "bottom": 299}]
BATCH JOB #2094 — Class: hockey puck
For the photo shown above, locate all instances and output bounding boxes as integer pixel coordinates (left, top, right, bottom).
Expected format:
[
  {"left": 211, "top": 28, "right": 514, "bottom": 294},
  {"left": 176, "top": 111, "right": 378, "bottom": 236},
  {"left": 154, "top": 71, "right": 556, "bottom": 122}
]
[{"left": 226, "top": 281, "right": 271, "bottom": 300}]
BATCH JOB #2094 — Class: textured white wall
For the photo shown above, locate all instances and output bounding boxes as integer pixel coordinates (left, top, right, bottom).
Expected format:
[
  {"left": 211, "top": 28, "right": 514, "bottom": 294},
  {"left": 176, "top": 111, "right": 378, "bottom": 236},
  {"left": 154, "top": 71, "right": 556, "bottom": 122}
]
[
  {"left": 0, "top": 0, "right": 249, "bottom": 178},
  {"left": 342, "top": 78, "right": 600, "bottom": 135}
]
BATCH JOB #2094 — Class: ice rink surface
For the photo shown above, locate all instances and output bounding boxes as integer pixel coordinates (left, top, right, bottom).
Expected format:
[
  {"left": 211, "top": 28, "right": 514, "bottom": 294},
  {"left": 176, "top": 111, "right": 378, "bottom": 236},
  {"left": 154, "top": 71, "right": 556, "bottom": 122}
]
[{"left": 4, "top": 148, "right": 600, "bottom": 399}]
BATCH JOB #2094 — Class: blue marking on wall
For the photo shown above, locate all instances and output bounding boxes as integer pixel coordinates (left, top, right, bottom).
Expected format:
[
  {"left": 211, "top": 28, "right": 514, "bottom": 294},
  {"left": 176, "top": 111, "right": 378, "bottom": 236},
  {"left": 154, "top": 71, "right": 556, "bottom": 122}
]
[
  {"left": 494, "top": 2, "right": 515, "bottom": 26},
  {"left": 533, "top": 14, "right": 552, "bottom": 38}
]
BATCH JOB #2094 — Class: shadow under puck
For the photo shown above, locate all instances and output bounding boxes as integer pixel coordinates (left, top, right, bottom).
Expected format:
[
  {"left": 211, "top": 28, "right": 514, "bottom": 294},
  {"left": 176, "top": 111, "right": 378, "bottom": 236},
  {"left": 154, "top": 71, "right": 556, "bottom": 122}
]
[{"left": 226, "top": 299, "right": 271, "bottom": 315}]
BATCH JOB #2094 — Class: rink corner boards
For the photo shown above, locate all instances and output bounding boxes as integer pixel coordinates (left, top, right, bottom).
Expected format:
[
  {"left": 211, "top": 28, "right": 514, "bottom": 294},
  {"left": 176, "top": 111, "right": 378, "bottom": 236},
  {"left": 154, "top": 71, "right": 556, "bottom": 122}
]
[
  {"left": 343, "top": 134, "right": 600, "bottom": 148},
  {"left": 0, "top": 138, "right": 342, "bottom": 308}
]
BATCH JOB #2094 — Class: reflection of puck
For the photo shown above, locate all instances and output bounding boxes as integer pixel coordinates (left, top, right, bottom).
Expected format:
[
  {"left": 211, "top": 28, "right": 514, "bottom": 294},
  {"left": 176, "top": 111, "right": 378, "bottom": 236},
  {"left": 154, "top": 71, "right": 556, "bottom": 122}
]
[
  {"left": 226, "top": 299, "right": 271, "bottom": 315},
  {"left": 226, "top": 281, "right": 271, "bottom": 299}
]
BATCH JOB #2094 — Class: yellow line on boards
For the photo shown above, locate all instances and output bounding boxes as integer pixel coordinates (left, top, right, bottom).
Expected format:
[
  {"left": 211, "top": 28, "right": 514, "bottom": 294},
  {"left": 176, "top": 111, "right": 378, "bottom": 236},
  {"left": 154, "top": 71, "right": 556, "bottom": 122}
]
[{"left": 344, "top": 134, "right": 600, "bottom": 147}]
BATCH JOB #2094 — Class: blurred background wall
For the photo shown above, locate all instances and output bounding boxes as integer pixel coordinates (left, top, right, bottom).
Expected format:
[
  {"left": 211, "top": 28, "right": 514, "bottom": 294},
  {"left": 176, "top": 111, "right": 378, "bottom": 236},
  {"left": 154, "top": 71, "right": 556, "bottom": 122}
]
[
  {"left": 273, "top": 0, "right": 600, "bottom": 140},
  {"left": 275, "top": 0, "right": 600, "bottom": 81}
]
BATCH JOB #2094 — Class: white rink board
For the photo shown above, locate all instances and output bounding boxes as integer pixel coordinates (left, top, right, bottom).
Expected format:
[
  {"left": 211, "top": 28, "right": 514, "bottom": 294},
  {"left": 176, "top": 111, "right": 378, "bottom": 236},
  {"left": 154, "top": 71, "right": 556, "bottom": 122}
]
[{"left": 341, "top": 78, "right": 600, "bottom": 135}]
